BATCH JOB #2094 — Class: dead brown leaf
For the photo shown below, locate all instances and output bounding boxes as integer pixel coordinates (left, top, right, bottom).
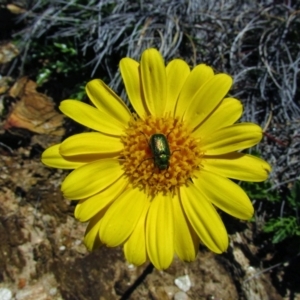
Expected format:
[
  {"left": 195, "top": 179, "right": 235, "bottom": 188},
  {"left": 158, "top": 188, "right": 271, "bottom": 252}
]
[
  {"left": 4, "top": 77, "right": 65, "bottom": 136},
  {"left": 6, "top": 4, "right": 27, "bottom": 14},
  {"left": 0, "top": 42, "right": 19, "bottom": 64},
  {"left": 0, "top": 76, "right": 13, "bottom": 94}
]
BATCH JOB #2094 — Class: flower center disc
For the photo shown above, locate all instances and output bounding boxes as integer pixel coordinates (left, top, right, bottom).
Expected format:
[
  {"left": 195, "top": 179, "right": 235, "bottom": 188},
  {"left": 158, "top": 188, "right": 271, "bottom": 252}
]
[{"left": 120, "top": 115, "right": 202, "bottom": 196}]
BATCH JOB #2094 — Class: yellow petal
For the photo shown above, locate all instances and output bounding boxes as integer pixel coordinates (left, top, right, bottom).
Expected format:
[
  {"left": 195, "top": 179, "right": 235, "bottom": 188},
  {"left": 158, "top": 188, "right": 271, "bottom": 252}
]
[
  {"left": 175, "top": 64, "right": 214, "bottom": 117},
  {"left": 201, "top": 123, "right": 263, "bottom": 155},
  {"left": 173, "top": 193, "right": 198, "bottom": 261},
  {"left": 146, "top": 193, "right": 174, "bottom": 270},
  {"left": 86, "top": 79, "right": 131, "bottom": 125},
  {"left": 180, "top": 184, "right": 228, "bottom": 253},
  {"left": 123, "top": 201, "right": 150, "bottom": 266},
  {"left": 84, "top": 211, "right": 104, "bottom": 251},
  {"left": 59, "top": 100, "right": 125, "bottom": 136},
  {"left": 193, "top": 169, "right": 254, "bottom": 220},
  {"left": 165, "top": 59, "right": 190, "bottom": 115},
  {"left": 140, "top": 48, "right": 167, "bottom": 116},
  {"left": 203, "top": 153, "right": 271, "bottom": 182},
  {"left": 99, "top": 188, "right": 148, "bottom": 247},
  {"left": 41, "top": 144, "right": 86, "bottom": 169},
  {"left": 60, "top": 132, "right": 123, "bottom": 156},
  {"left": 184, "top": 74, "right": 233, "bottom": 129},
  {"left": 75, "top": 175, "right": 129, "bottom": 222},
  {"left": 61, "top": 159, "right": 124, "bottom": 200},
  {"left": 193, "top": 98, "right": 243, "bottom": 137},
  {"left": 119, "top": 57, "right": 148, "bottom": 118}
]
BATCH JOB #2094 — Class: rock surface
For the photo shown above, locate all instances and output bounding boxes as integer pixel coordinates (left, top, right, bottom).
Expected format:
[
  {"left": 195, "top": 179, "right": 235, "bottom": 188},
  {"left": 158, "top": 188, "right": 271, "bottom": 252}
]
[{"left": 0, "top": 137, "right": 291, "bottom": 300}]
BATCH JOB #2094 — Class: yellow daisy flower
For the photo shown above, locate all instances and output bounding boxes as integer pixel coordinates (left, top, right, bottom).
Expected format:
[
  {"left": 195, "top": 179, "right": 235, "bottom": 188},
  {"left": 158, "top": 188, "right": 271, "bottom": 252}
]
[{"left": 42, "top": 48, "right": 271, "bottom": 270}]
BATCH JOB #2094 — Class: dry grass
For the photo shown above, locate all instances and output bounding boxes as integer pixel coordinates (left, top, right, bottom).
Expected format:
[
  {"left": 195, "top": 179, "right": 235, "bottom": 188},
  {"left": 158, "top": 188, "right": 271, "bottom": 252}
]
[{"left": 14, "top": 0, "right": 300, "bottom": 188}]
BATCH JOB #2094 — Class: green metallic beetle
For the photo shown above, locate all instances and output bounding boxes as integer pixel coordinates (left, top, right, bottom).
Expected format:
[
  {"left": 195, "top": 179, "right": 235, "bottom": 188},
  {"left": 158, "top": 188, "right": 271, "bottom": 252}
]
[
  {"left": 149, "top": 133, "right": 171, "bottom": 170},
  {"left": 138, "top": 132, "right": 172, "bottom": 171}
]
